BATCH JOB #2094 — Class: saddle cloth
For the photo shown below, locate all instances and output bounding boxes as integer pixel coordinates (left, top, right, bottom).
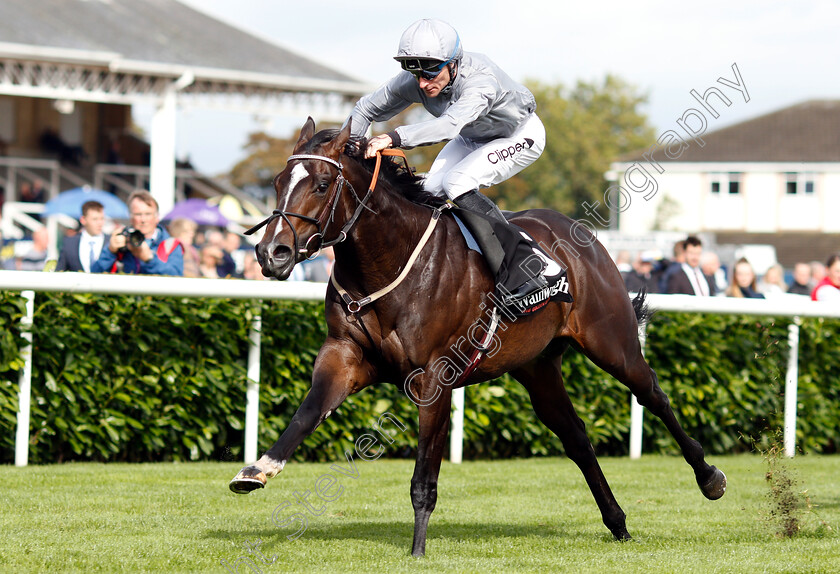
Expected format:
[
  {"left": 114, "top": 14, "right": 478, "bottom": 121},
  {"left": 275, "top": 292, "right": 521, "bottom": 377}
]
[{"left": 451, "top": 211, "right": 573, "bottom": 316}]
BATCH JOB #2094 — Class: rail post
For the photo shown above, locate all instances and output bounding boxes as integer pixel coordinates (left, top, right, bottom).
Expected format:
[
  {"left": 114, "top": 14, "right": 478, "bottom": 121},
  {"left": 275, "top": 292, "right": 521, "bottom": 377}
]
[
  {"left": 784, "top": 317, "right": 801, "bottom": 457},
  {"left": 450, "top": 387, "right": 465, "bottom": 464},
  {"left": 244, "top": 304, "right": 262, "bottom": 463},
  {"left": 14, "top": 290, "right": 36, "bottom": 467},
  {"left": 629, "top": 322, "right": 647, "bottom": 459}
]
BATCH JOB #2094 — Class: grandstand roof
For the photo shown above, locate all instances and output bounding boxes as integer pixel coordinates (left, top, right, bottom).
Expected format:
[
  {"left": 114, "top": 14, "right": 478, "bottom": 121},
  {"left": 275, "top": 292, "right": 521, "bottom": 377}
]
[{"left": 0, "top": 0, "right": 369, "bottom": 96}]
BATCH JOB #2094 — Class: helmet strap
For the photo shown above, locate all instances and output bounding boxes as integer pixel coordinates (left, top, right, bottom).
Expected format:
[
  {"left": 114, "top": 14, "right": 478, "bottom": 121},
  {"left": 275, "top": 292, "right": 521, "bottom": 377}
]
[{"left": 441, "top": 63, "right": 458, "bottom": 95}]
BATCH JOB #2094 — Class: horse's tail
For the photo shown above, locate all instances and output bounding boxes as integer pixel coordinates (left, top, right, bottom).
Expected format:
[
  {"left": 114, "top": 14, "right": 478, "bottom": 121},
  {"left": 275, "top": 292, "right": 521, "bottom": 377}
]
[{"left": 631, "top": 287, "right": 654, "bottom": 326}]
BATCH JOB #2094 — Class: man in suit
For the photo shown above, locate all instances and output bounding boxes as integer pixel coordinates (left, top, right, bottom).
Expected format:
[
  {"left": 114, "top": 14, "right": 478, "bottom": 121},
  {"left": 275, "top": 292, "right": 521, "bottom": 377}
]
[
  {"left": 665, "top": 235, "right": 711, "bottom": 296},
  {"left": 56, "top": 200, "right": 108, "bottom": 272}
]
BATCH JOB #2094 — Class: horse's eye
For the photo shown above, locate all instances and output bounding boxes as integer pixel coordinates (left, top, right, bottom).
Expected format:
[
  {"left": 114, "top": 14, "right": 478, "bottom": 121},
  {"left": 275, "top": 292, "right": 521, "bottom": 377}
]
[{"left": 316, "top": 182, "right": 330, "bottom": 193}]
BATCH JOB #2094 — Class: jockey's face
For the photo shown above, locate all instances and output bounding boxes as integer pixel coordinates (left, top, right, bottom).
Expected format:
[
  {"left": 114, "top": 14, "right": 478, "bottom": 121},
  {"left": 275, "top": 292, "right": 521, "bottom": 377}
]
[{"left": 417, "top": 65, "right": 451, "bottom": 98}]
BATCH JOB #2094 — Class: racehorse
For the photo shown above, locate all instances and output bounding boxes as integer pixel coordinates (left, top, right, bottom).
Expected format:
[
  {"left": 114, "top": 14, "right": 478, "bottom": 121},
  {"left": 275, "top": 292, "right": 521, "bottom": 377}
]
[{"left": 230, "top": 118, "right": 727, "bottom": 557}]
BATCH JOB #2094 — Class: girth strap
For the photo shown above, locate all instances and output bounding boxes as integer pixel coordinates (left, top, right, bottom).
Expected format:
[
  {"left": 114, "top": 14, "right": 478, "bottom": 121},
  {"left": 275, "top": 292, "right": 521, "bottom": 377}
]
[{"left": 331, "top": 204, "right": 449, "bottom": 314}]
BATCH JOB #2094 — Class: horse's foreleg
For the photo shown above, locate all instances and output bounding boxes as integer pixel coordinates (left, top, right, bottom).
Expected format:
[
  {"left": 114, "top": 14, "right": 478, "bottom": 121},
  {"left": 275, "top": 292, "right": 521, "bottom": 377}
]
[
  {"left": 229, "top": 340, "right": 373, "bottom": 494},
  {"left": 512, "top": 355, "right": 631, "bottom": 541},
  {"left": 408, "top": 382, "right": 452, "bottom": 557}
]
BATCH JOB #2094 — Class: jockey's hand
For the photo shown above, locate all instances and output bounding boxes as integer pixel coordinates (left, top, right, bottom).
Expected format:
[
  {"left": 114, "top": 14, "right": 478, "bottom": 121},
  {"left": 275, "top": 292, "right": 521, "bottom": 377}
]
[{"left": 365, "top": 134, "right": 393, "bottom": 159}]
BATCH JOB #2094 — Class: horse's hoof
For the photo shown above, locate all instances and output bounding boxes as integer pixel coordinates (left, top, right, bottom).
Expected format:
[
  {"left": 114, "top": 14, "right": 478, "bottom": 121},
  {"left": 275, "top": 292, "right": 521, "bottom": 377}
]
[
  {"left": 699, "top": 465, "right": 727, "bottom": 500},
  {"left": 612, "top": 528, "right": 632, "bottom": 541},
  {"left": 229, "top": 465, "right": 267, "bottom": 494}
]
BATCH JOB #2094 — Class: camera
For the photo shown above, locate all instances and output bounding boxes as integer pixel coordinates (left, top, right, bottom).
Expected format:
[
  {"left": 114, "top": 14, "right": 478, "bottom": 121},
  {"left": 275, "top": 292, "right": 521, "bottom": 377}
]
[{"left": 119, "top": 227, "right": 146, "bottom": 249}]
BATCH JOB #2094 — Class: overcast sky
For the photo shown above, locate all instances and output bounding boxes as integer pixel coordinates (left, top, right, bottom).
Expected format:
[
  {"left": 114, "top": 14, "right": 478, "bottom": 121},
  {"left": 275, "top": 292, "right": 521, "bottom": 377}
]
[{"left": 161, "top": 0, "right": 840, "bottom": 174}]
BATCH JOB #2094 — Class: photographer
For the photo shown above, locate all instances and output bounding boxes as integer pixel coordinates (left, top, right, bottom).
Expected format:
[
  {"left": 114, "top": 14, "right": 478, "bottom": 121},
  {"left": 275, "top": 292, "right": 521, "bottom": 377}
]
[{"left": 92, "top": 190, "right": 184, "bottom": 276}]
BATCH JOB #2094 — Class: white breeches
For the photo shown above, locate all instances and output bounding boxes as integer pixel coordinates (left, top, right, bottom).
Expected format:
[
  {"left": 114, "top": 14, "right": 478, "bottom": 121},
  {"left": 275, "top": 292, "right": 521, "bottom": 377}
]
[{"left": 422, "top": 113, "right": 546, "bottom": 199}]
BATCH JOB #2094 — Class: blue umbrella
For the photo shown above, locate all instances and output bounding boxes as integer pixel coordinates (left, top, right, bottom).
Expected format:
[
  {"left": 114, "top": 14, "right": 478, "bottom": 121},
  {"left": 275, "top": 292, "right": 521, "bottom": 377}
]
[
  {"left": 162, "top": 198, "right": 229, "bottom": 227},
  {"left": 43, "top": 187, "right": 129, "bottom": 219}
]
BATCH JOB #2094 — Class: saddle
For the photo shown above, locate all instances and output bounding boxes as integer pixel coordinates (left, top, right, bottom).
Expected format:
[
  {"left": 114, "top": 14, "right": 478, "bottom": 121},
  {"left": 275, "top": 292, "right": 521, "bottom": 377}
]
[{"left": 450, "top": 208, "right": 573, "bottom": 316}]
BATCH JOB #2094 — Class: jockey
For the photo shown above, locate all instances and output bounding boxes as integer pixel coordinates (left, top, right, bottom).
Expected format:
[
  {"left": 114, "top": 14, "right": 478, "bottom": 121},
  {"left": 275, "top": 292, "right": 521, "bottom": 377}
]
[{"left": 349, "top": 18, "right": 561, "bottom": 310}]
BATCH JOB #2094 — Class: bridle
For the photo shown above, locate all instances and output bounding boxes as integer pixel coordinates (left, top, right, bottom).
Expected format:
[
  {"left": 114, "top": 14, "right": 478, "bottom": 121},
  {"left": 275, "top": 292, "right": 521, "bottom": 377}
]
[{"left": 244, "top": 149, "right": 408, "bottom": 261}]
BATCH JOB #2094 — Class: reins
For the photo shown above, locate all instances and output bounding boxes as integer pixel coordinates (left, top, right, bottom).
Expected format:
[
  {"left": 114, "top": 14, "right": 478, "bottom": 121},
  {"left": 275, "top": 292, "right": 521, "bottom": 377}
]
[
  {"left": 247, "top": 148, "right": 447, "bottom": 314},
  {"left": 244, "top": 149, "right": 410, "bottom": 259}
]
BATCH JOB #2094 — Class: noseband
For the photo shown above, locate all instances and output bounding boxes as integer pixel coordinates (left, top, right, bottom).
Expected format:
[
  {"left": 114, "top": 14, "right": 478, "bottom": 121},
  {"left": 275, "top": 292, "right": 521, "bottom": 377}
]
[{"left": 244, "top": 150, "right": 407, "bottom": 261}]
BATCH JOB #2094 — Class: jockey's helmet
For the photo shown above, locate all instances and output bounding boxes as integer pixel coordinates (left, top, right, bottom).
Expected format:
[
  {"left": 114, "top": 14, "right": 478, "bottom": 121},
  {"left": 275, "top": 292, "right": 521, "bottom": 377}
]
[{"left": 394, "top": 19, "right": 462, "bottom": 78}]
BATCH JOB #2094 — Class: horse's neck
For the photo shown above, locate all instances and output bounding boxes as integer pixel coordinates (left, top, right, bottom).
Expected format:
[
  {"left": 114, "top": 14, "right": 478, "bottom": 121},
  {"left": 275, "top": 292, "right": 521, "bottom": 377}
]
[{"left": 333, "top": 170, "right": 432, "bottom": 292}]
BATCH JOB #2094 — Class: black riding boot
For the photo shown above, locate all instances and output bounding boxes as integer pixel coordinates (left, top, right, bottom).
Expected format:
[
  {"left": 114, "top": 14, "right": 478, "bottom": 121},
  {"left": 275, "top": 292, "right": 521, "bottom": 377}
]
[{"left": 453, "top": 190, "right": 548, "bottom": 303}]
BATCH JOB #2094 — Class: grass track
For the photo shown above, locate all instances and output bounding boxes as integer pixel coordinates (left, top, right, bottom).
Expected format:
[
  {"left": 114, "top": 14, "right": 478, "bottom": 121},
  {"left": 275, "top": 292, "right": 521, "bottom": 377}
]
[{"left": 1, "top": 455, "right": 838, "bottom": 573}]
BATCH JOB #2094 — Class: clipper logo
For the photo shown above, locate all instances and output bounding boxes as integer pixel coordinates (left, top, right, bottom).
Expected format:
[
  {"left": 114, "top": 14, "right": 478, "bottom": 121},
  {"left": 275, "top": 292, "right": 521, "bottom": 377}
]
[{"left": 488, "top": 138, "right": 534, "bottom": 164}]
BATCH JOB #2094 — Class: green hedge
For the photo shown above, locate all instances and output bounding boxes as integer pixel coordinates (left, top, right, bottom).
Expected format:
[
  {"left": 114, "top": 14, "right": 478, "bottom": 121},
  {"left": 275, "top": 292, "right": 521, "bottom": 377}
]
[{"left": 1, "top": 290, "right": 838, "bottom": 464}]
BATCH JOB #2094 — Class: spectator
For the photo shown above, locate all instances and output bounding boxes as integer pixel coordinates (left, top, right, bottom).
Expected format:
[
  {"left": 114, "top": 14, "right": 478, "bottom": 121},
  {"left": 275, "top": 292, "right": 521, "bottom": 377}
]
[
  {"left": 623, "top": 251, "right": 659, "bottom": 294},
  {"left": 21, "top": 180, "right": 46, "bottom": 204},
  {"left": 787, "top": 262, "right": 812, "bottom": 296},
  {"left": 198, "top": 245, "right": 223, "bottom": 279},
  {"left": 665, "top": 236, "right": 711, "bottom": 296},
  {"left": 242, "top": 254, "right": 267, "bottom": 281},
  {"left": 56, "top": 200, "right": 109, "bottom": 272},
  {"left": 223, "top": 231, "right": 245, "bottom": 277},
  {"left": 105, "top": 139, "right": 124, "bottom": 165},
  {"left": 810, "top": 261, "right": 827, "bottom": 285},
  {"left": 20, "top": 181, "right": 46, "bottom": 222},
  {"left": 92, "top": 190, "right": 183, "bottom": 275},
  {"left": 700, "top": 251, "right": 726, "bottom": 296},
  {"left": 811, "top": 254, "right": 840, "bottom": 302},
  {"left": 757, "top": 263, "right": 786, "bottom": 297},
  {"left": 658, "top": 240, "right": 686, "bottom": 293},
  {"left": 205, "top": 229, "right": 237, "bottom": 278},
  {"left": 168, "top": 218, "right": 200, "bottom": 278},
  {"left": 40, "top": 128, "right": 86, "bottom": 166},
  {"left": 16, "top": 226, "right": 50, "bottom": 271},
  {"left": 614, "top": 250, "right": 632, "bottom": 274},
  {"left": 299, "top": 246, "right": 335, "bottom": 283},
  {"left": 725, "top": 257, "right": 765, "bottom": 299}
]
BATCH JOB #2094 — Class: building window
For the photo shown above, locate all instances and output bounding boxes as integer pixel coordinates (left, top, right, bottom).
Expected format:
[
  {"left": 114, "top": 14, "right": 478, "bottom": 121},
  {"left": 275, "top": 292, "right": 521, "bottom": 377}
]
[
  {"left": 786, "top": 173, "right": 798, "bottom": 194},
  {"left": 785, "top": 172, "right": 816, "bottom": 195},
  {"left": 710, "top": 172, "right": 741, "bottom": 194},
  {"left": 728, "top": 172, "right": 741, "bottom": 194}
]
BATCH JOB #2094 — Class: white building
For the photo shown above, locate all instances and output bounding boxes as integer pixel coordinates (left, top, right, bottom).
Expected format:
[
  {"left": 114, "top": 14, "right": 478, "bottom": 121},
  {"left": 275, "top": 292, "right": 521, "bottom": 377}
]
[{"left": 609, "top": 100, "right": 840, "bottom": 265}]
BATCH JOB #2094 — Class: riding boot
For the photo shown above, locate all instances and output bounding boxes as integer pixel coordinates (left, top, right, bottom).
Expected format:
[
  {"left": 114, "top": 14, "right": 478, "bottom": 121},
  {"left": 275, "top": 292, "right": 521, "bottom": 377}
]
[{"left": 453, "top": 190, "right": 548, "bottom": 302}]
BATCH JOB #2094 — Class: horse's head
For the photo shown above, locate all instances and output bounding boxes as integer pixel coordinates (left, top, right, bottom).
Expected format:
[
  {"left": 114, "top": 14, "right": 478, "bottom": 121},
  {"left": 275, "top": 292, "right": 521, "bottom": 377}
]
[{"left": 252, "top": 117, "right": 352, "bottom": 280}]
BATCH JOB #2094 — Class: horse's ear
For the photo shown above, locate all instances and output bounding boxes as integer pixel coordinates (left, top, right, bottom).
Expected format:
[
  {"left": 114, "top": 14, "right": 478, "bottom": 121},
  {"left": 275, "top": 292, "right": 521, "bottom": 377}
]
[
  {"left": 326, "top": 120, "right": 352, "bottom": 157},
  {"left": 293, "top": 117, "right": 316, "bottom": 153}
]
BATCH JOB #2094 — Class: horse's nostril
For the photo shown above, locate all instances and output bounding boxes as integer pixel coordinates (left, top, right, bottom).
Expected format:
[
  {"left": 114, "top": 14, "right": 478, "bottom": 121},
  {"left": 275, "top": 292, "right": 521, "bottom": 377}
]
[{"left": 272, "top": 245, "right": 292, "bottom": 264}]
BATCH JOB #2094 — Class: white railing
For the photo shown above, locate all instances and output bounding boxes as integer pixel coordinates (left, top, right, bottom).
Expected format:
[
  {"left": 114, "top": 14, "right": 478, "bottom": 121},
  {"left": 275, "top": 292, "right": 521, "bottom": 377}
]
[
  {"left": 2, "top": 271, "right": 839, "bottom": 467},
  {"left": 1, "top": 271, "right": 326, "bottom": 467},
  {"left": 639, "top": 294, "right": 840, "bottom": 458}
]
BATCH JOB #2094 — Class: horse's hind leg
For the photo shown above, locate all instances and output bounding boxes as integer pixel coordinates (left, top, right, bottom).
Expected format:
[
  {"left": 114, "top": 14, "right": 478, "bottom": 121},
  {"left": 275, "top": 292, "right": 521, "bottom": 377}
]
[
  {"left": 578, "top": 328, "right": 726, "bottom": 500},
  {"left": 512, "top": 350, "right": 631, "bottom": 541}
]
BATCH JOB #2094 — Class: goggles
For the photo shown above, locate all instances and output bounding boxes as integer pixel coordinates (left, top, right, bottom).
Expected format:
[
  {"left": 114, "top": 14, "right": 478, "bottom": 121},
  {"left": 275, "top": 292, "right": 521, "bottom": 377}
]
[{"left": 399, "top": 58, "right": 449, "bottom": 80}]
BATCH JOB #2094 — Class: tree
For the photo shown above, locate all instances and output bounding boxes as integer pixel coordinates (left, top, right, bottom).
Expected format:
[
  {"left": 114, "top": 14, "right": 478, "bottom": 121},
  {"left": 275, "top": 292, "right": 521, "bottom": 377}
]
[
  {"left": 227, "top": 131, "right": 310, "bottom": 189},
  {"left": 491, "top": 75, "right": 656, "bottom": 221}
]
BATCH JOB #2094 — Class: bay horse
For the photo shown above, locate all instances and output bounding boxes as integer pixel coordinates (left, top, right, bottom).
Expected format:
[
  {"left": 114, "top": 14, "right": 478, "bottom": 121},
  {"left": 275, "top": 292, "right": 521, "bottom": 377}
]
[{"left": 230, "top": 118, "right": 726, "bottom": 556}]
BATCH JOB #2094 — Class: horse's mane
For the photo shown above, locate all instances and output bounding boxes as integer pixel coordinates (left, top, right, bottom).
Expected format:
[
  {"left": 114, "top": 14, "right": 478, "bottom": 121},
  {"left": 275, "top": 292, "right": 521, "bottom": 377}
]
[{"left": 305, "top": 129, "right": 446, "bottom": 208}]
